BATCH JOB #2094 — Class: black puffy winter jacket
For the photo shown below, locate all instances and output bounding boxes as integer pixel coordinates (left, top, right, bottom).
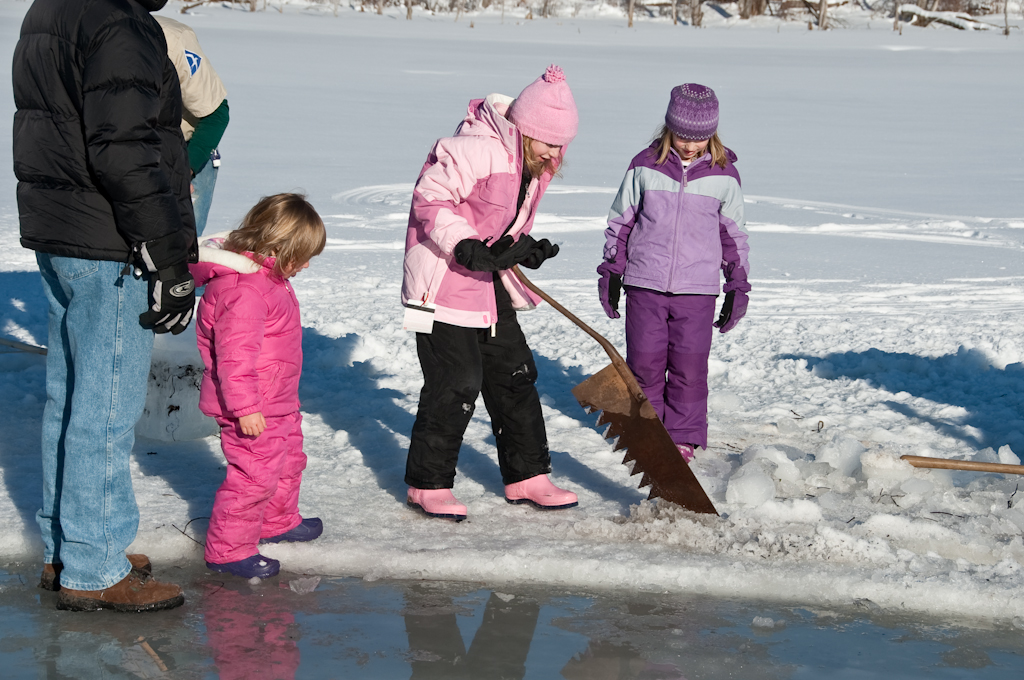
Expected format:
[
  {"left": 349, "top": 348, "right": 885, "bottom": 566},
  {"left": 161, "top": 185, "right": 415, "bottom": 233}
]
[{"left": 13, "top": 0, "right": 196, "bottom": 268}]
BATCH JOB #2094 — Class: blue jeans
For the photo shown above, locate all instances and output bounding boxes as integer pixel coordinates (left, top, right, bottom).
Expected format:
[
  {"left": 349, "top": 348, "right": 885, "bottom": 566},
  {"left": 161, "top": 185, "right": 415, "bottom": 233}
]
[
  {"left": 191, "top": 154, "right": 219, "bottom": 236},
  {"left": 36, "top": 254, "right": 153, "bottom": 591}
]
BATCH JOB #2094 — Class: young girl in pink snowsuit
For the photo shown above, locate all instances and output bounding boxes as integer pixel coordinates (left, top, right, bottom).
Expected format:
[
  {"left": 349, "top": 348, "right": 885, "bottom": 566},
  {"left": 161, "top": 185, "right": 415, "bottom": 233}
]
[
  {"left": 191, "top": 193, "right": 327, "bottom": 579},
  {"left": 598, "top": 84, "right": 750, "bottom": 461}
]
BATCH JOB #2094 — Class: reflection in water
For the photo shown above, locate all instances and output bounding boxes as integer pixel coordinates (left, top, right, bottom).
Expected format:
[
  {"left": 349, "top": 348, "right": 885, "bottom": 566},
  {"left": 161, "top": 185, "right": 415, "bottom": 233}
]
[
  {"left": 0, "top": 565, "right": 1021, "bottom": 677},
  {"left": 202, "top": 580, "right": 300, "bottom": 680},
  {"left": 404, "top": 587, "right": 539, "bottom": 679},
  {"left": 554, "top": 599, "right": 786, "bottom": 680},
  {"left": 45, "top": 630, "right": 169, "bottom": 679},
  {"left": 562, "top": 641, "right": 685, "bottom": 680}
]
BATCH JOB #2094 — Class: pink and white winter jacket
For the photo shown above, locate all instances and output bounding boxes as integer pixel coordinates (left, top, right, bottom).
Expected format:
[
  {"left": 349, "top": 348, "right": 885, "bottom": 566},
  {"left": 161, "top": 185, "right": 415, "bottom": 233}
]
[
  {"left": 401, "top": 94, "right": 553, "bottom": 329},
  {"left": 190, "top": 240, "right": 303, "bottom": 420}
]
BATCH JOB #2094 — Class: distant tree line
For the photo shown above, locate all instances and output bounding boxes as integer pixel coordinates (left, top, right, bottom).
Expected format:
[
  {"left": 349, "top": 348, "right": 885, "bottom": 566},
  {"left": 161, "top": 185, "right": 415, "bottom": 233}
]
[{"left": 190, "top": 0, "right": 1015, "bottom": 25}]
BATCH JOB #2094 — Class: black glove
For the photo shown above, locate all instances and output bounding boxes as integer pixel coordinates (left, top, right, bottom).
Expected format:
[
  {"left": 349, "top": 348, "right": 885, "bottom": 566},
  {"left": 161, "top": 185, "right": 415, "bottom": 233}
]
[
  {"left": 453, "top": 234, "right": 535, "bottom": 272},
  {"left": 138, "top": 262, "right": 195, "bottom": 335},
  {"left": 519, "top": 238, "right": 559, "bottom": 269}
]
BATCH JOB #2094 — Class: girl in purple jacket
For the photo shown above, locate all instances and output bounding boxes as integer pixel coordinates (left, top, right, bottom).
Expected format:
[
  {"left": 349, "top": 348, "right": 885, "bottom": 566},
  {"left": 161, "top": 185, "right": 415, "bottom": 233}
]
[
  {"left": 401, "top": 66, "right": 580, "bottom": 521},
  {"left": 191, "top": 193, "right": 326, "bottom": 579},
  {"left": 597, "top": 84, "right": 750, "bottom": 461}
]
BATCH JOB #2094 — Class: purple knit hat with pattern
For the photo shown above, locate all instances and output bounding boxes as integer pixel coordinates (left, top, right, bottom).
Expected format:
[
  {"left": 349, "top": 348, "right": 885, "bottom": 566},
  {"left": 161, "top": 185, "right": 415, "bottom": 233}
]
[{"left": 665, "top": 84, "right": 719, "bottom": 141}]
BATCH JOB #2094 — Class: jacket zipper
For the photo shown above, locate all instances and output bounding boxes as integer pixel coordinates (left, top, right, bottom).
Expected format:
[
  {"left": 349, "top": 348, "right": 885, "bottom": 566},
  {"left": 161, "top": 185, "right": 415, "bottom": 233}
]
[
  {"left": 491, "top": 133, "right": 526, "bottom": 337},
  {"left": 670, "top": 158, "right": 688, "bottom": 292}
]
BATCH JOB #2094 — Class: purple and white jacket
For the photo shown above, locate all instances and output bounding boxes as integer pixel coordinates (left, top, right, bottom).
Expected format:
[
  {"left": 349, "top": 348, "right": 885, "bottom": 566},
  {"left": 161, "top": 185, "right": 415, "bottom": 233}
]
[{"left": 602, "top": 143, "right": 749, "bottom": 295}]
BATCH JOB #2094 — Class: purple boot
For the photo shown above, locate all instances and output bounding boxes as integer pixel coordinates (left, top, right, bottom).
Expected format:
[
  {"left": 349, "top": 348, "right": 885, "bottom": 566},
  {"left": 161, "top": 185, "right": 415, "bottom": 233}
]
[
  {"left": 260, "top": 517, "right": 324, "bottom": 544},
  {"left": 207, "top": 554, "right": 280, "bottom": 579}
]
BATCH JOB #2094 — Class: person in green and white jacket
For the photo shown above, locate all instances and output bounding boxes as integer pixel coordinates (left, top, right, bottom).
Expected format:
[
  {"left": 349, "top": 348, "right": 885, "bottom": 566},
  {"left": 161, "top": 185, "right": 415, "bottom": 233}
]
[{"left": 156, "top": 15, "right": 229, "bottom": 235}]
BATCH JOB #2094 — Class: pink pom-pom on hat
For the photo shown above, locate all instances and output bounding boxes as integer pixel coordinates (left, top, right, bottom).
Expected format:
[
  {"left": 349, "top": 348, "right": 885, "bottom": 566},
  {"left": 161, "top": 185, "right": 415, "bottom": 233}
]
[
  {"left": 508, "top": 64, "right": 578, "bottom": 147},
  {"left": 543, "top": 65, "right": 566, "bottom": 83}
]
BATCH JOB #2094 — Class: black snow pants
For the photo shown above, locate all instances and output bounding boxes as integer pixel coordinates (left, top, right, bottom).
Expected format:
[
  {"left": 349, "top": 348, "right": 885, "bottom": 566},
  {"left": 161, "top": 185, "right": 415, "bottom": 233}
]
[{"left": 405, "top": 276, "right": 551, "bottom": 490}]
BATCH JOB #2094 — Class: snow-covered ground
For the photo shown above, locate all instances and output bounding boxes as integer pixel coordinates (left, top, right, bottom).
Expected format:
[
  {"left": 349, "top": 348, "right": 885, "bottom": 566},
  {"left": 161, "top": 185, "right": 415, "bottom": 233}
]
[{"left": 2, "top": 0, "right": 1024, "bottom": 623}]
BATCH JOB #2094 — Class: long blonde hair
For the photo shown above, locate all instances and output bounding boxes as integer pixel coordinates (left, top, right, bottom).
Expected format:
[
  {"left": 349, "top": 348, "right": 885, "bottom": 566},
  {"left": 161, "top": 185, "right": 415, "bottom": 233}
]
[
  {"left": 522, "top": 135, "right": 563, "bottom": 180},
  {"left": 654, "top": 125, "right": 728, "bottom": 169},
  {"left": 224, "top": 193, "right": 326, "bottom": 277}
]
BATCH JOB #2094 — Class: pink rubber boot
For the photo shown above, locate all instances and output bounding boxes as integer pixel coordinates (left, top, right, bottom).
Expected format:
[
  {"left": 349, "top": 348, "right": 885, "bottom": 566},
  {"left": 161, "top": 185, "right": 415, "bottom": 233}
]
[
  {"left": 504, "top": 475, "right": 578, "bottom": 510},
  {"left": 407, "top": 488, "right": 467, "bottom": 522},
  {"left": 677, "top": 444, "right": 696, "bottom": 462}
]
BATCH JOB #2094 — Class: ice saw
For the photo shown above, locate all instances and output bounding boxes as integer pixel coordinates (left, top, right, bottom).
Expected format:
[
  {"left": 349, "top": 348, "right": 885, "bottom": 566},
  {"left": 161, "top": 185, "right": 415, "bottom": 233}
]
[{"left": 513, "top": 267, "right": 718, "bottom": 515}]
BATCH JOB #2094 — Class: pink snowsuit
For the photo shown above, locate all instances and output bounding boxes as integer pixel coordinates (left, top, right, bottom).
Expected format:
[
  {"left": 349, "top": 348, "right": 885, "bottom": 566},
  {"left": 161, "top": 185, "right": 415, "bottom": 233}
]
[{"left": 191, "top": 243, "right": 306, "bottom": 564}]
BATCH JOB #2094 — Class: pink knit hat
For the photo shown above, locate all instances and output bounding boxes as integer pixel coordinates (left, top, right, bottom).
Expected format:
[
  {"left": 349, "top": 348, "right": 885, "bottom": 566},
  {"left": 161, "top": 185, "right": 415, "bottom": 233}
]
[{"left": 508, "top": 65, "right": 579, "bottom": 147}]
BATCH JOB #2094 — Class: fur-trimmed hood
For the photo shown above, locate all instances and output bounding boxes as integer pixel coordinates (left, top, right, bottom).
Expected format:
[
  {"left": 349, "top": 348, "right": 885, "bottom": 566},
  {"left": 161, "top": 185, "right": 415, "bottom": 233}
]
[{"left": 190, "top": 232, "right": 266, "bottom": 287}]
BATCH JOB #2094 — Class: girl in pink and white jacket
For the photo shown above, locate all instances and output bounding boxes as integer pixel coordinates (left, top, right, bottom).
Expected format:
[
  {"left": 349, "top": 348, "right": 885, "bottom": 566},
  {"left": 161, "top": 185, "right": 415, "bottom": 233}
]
[
  {"left": 401, "top": 65, "right": 579, "bottom": 521},
  {"left": 191, "top": 193, "right": 326, "bottom": 579}
]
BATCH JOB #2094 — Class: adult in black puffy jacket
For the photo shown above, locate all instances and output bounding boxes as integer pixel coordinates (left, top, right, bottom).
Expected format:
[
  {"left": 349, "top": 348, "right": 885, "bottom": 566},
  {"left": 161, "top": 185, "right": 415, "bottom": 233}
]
[{"left": 13, "top": 0, "right": 195, "bottom": 613}]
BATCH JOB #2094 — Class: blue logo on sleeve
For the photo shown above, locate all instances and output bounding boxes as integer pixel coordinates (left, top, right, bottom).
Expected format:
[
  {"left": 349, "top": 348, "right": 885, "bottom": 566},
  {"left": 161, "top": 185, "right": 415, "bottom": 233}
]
[{"left": 184, "top": 49, "right": 202, "bottom": 77}]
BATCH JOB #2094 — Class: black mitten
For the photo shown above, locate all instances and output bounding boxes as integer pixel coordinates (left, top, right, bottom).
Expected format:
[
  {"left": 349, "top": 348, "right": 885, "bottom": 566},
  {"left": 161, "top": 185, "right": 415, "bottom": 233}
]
[
  {"left": 453, "top": 235, "right": 535, "bottom": 272},
  {"left": 519, "top": 238, "right": 559, "bottom": 269},
  {"left": 453, "top": 239, "right": 489, "bottom": 271}
]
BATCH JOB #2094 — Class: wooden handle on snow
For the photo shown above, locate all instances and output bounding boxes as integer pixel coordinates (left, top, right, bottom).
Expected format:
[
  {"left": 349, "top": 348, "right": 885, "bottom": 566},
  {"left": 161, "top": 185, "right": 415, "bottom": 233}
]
[
  {"left": 901, "top": 455, "right": 1024, "bottom": 476},
  {"left": 0, "top": 337, "right": 47, "bottom": 355},
  {"left": 511, "top": 266, "right": 646, "bottom": 404}
]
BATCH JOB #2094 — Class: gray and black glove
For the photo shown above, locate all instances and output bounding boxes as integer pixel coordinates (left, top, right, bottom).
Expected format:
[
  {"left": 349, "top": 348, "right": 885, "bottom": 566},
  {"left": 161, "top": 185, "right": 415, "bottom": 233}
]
[
  {"left": 133, "top": 237, "right": 196, "bottom": 335},
  {"left": 139, "top": 263, "right": 195, "bottom": 335}
]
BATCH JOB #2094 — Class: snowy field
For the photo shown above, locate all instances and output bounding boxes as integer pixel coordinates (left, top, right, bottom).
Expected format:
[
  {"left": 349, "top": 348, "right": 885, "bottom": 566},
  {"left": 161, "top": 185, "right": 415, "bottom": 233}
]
[{"left": 2, "top": 0, "right": 1024, "bottom": 623}]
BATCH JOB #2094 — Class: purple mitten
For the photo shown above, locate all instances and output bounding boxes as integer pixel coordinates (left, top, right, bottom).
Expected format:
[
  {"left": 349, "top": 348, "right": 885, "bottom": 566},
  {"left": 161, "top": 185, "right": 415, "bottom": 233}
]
[
  {"left": 597, "top": 262, "right": 623, "bottom": 319},
  {"left": 714, "top": 290, "right": 748, "bottom": 333}
]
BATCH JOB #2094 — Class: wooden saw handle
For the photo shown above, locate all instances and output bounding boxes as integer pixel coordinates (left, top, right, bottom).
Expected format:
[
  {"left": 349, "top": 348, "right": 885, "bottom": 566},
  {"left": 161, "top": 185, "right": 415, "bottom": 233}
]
[
  {"left": 511, "top": 266, "right": 646, "bottom": 404},
  {"left": 901, "top": 455, "right": 1024, "bottom": 476}
]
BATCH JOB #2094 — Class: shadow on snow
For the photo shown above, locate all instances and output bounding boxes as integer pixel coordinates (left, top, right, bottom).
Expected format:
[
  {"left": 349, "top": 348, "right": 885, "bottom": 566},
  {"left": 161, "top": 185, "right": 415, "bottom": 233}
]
[
  {"left": 781, "top": 347, "right": 1024, "bottom": 455},
  {"left": 299, "top": 329, "right": 415, "bottom": 505},
  {"left": 0, "top": 271, "right": 50, "bottom": 541},
  {"left": 297, "top": 328, "right": 645, "bottom": 512},
  {"left": 0, "top": 286, "right": 662, "bottom": 552},
  {"left": 533, "top": 354, "right": 647, "bottom": 510}
]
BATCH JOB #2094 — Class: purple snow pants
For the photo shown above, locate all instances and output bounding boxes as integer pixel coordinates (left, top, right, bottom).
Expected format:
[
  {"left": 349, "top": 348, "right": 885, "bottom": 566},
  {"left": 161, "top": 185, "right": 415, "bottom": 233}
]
[
  {"left": 624, "top": 287, "right": 716, "bottom": 449},
  {"left": 205, "top": 411, "right": 306, "bottom": 564}
]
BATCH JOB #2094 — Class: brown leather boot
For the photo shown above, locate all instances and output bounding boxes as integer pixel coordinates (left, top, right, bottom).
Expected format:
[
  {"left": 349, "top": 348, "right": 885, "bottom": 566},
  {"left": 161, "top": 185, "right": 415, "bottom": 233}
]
[
  {"left": 56, "top": 571, "right": 184, "bottom": 612},
  {"left": 39, "top": 554, "right": 153, "bottom": 592}
]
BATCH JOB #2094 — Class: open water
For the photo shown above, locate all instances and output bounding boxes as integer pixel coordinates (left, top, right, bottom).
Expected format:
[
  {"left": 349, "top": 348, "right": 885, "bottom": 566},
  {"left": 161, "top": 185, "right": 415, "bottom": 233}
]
[{"left": 1, "top": 562, "right": 1022, "bottom": 678}]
